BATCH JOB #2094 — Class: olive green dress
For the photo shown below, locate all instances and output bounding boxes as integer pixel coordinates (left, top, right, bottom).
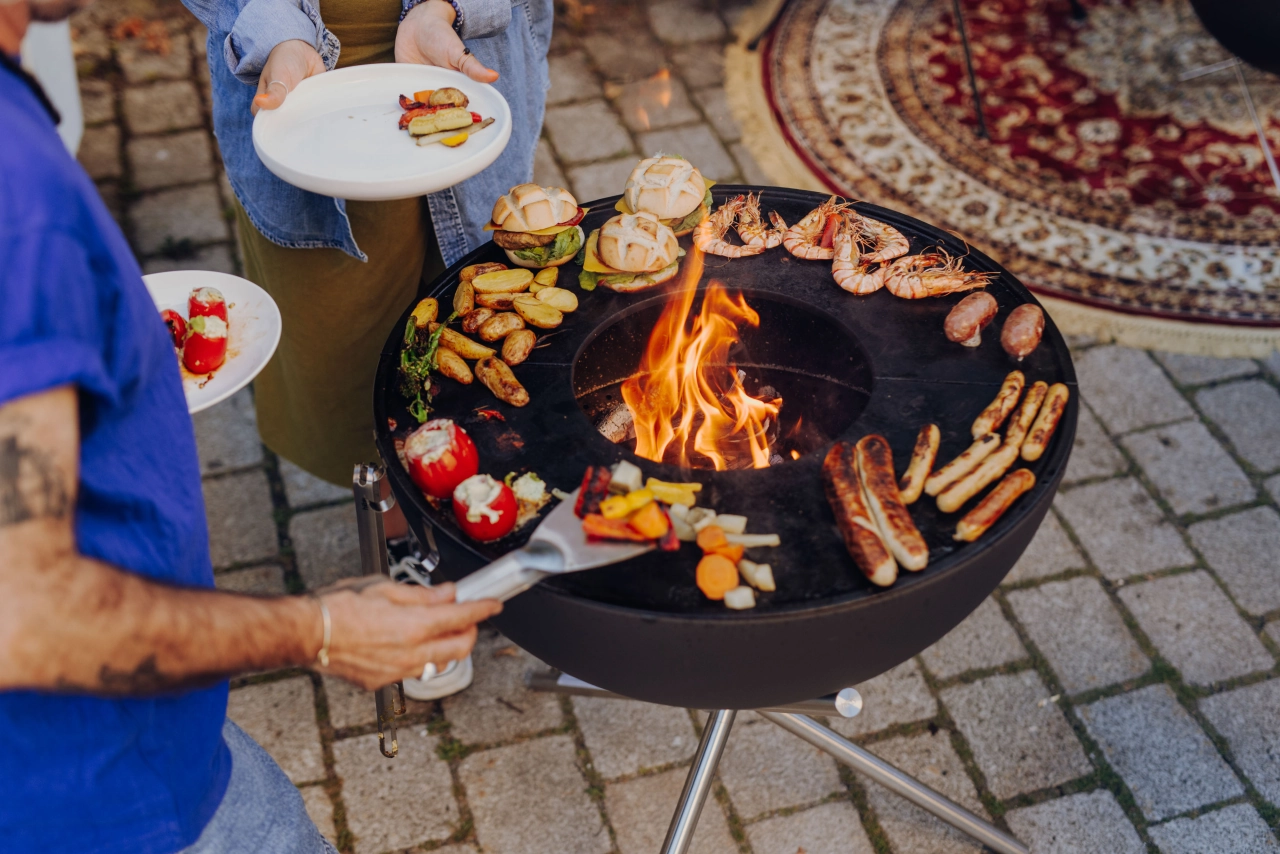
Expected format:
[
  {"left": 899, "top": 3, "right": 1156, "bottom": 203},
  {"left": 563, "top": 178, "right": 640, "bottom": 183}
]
[{"left": 236, "top": 0, "right": 445, "bottom": 486}]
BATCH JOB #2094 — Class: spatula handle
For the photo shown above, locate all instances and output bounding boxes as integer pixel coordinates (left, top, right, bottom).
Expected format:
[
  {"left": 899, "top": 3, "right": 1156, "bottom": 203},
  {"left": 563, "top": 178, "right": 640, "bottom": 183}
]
[{"left": 454, "top": 541, "right": 565, "bottom": 603}]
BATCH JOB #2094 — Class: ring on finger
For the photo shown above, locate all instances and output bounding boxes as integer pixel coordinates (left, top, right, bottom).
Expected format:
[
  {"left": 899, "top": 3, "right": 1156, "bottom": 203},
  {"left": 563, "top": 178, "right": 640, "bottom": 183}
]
[{"left": 267, "top": 79, "right": 289, "bottom": 96}]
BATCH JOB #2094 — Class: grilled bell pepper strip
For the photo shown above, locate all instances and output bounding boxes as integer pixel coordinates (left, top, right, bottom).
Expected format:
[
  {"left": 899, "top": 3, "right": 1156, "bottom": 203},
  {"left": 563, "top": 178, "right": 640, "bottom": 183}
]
[
  {"left": 183, "top": 314, "right": 227, "bottom": 373},
  {"left": 656, "top": 508, "right": 680, "bottom": 552},
  {"left": 574, "top": 466, "right": 612, "bottom": 518},
  {"left": 582, "top": 513, "right": 650, "bottom": 542}
]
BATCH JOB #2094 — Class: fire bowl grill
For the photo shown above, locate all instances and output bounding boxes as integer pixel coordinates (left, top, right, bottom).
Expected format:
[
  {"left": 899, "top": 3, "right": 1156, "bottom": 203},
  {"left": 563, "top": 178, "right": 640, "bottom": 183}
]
[{"left": 374, "top": 186, "right": 1077, "bottom": 710}]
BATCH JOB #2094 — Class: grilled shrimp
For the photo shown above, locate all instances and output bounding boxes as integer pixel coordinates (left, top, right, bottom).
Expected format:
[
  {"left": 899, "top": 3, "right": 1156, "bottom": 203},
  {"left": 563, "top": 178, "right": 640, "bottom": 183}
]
[
  {"left": 831, "top": 216, "right": 885, "bottom": 295},
  {"left": 693, "top": 195, "right": 763, "bottom": 258},
  {"left": 736, "top": 192, "right": 787, "bottom": 249},
  {"left": 856, "top": 215, "right": 910, "bottom": 264},
  {"left": 883, "top": 251, "right": 994, "bottom": 299},
  {"left": 783, "top": 196, "right": 849, "bottom": 260}
]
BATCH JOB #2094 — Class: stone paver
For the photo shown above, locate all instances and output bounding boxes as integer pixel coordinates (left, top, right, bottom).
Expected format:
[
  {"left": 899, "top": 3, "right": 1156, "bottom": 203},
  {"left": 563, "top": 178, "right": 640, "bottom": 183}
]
[
  {"left": 717, "top": 712, "right": 843, "bottom": 819},
  {"left": 130, "top": 183, "right": 230, "bottom": 255},
  {"left": 637, "top": 125, "right": 737, "bottom": 181},
  {"left": 692, "top": 87, "right": 739, "bottom": 142},
  {"left": 611, "top": 74, "right": 701, "bottom": 132},
  {"left": 459, "top": 734, "right": 610, "bottom": 854},
  {"left": 141, "top": 243, "right": 236, "bottom": 274},
  {"left": 203, "top": 469, "right": 278, "bottom": 568},
  {"left": 730, "top": 141, "right": 771, "bottom": 185},
  {"left": 1147, "top": 804, "right": 1280, "bottom": 854},
  {"left": 1197, "top": 379, "right": 1280, "bottom": 472},
  {"left": 299, "top": 785, "right": 337, "bottom": 843},
  {"left": 80, "top": 78, "right": 116, "bottom": 124},
  {"left": 333, "top": 728, "right": 458, "bottom": 854},
  {"left": 323, "top": 675, "right": 374, "bottom": 731},
  {"left": 1155, "top": 351, "right": 1258, "bottom": 385},
  {"left": 1190, "top": 507, "right": 1280, "bottom": 616},
  {"left": 1075, "top": 346, "right": 1195, "bottom": 433},
  {"left": 117, "top": 28, "right": 191, "bottom": 83},
  {"left": 648, "top": 1, "right": 727, "bottom": 45},
  {"left": 1266, "top": 350, "right": 1280, "bottom": 380},
  {"left": 1055, "top": 478, "right": 1194, "bottom": 579},
  {"left": 573, "top": 697, "right": 695, "bottom": 779},
  {"left": 828, "top": 658, "right": 937, "bottom": 738},
  {"left": 533, "top": 137, "right": 568, "bottom": 190},
  {"left": 278, "top": 459, "right": 349, "bottom": 507},
  {"left": 671, "top": 44, "right": 725, "bottom": 88},
  {"left": 1118, "top": 571, "right": 1273, "bottom": 687},
  {"left": 581, "top": 31, "right": 667, "bottom": 83},
  {"left": 920, "top": 597, "right": 1027, "bottom": 679},
  {"left": 1268, "top": 474, "right": 1280, "bottom": 505},
  {"left": 547, "top": 52, "right": 603, "bottom": 105},
  {"left": 1004, "top": 790, "right": 1146, "bottom": 854},
  {"left": 1062, "top": 403, "right": 1128, "bottom": 484},
  {"left": 1078, "top": 684, "right": 1243, "bottom": 820},
  {"left": 1008, "top": 576, "right": 1148, "bottom": 695},
  {"left": 862, "top": 732, "right": 987, "bottom": 854},
  {"left": 1121, "top": 420, "right": 1255, "bottom": 515},
  {"left": 747, "top": 802, "right": 876, "bottom": 854},
  {"left": 605, "top": 768, "right": 738, "bottom": 854},
  {"left": 214, "top": 564, "right": 286, "bottom": 595},
  {"left": 128, "top": 130, "right": 215, "bottom": 190},
  {"left": 1004, "top": 511, "right": 1086, "bottom": 584},
  {"left": 122, "top": 80, "right": 204, "bottom": 135},
  {"left": 192, "top": 387, "right": 262, "bottom": 474},
  {"left": 940, "top": 671, "right": 1092, "bottom": 798},
  {"left": 228, "top": 677, "right": 325, "bottom": 783},
  {"left": 1200, "top": 679, "right": 1280, "bottom": 805},
  {"left": 567, "top": 157, "right": 636, "bottom": 202},
  {"left": 77, "top": 123, "right": 121, "bottom": 180},
  {"left": 289, "top": 503, "right": 360, "bottom": 589},
  {"left": 441, "top": 628, "right": 562, "bottom": 744},
  {"left": 1267, "top": 621, "right": 1280, "bottom": 647},
  {"left": 544, "top": 101, "right": 633, "bottom": 164}
]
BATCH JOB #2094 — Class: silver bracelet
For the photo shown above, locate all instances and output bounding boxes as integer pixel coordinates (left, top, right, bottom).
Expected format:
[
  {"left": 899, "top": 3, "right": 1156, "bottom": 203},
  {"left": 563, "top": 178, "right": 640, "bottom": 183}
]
[{"left": 310, "top": 593, "right": 331, "bottom": 668}]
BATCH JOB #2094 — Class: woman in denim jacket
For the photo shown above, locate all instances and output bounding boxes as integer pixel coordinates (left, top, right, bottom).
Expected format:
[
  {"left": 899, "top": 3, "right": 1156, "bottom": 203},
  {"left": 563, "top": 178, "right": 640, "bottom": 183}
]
[{"left": 183, "top": 0, "right": 550, "bottom": 507}]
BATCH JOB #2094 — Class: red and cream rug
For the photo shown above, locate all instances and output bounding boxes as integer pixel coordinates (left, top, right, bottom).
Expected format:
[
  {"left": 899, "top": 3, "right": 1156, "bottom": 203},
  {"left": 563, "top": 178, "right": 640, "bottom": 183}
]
[{"left": 728, "top": 0, "right": 1280, "bottom": 355}]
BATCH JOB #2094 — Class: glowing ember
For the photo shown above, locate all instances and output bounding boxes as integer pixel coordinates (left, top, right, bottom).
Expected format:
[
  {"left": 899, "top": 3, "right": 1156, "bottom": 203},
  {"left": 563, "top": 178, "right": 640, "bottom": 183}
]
[{"left": 621, "top": 245, "right": 782, "bottom": 470}]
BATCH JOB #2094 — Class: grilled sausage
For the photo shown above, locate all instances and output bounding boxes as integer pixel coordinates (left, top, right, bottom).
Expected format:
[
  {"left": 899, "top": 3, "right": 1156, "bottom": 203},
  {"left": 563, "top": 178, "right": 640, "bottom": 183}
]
[
  {"left": 434, "top": 348, "right": 473, "bottom": 385},
  {"left": 1001, "top": 304, "right": 1044, "bottom": 361},
  {"left": 501, "top": 329, "right": 537, "bottom": 366},
  {"left": 1022, "top": 383, "right": 1069, "bottom": 461},
  {"left": 972, "top": 370, "right": 1025, "bottom": 438},
  {"left": 822, "top": 442, "right": 897, "bottom": 587},
  {"left": 453, "top": 281, "right": 475, "bottom": 316},
  {"left": 475, "top": 356, "right": 530, "bottom": 407},
  {"left": 474, "top": 293, "right": 517, "bottom": 310},
  {"left": 944, "top": 292, "right": 998, "bottom": 347},
  {"left": 855, "top": 435, "right": 929, "bottom": 571},
  {"left": 1006, "top": 380, "right": 1048, "bottom": 449},
  {"left": 461, "top": 307, "right": 494, "bottom": 334},
  {"left": 955, "top": 469, "right": 1036, "bottom": 541},
  {"left": 460, "top": 262, "right": 507, "bottom": 283},
  {"left": 898, "top": 423, "right": 940, "bottom": 505},
  {"left": 925, "top": 433, "right": 1000, "bottom": 497},
  {"left": 937, "top": 443, "right": 1020, "bottom": 514},
  {"left": 478, "top": 312, "right": 526, "bottom": 342}
]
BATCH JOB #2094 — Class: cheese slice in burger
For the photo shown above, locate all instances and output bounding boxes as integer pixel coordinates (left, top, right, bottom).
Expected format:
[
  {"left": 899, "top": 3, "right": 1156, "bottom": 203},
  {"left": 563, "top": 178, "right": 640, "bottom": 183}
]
[
  {"left": 487, "top": 183, "right": 586, "bottom": 269},
  {"left": 614, "top": 155, "right": 713, "bottom": 236},
  {"left": 578, "top": 212, "right": 684, "bottom": 293}
]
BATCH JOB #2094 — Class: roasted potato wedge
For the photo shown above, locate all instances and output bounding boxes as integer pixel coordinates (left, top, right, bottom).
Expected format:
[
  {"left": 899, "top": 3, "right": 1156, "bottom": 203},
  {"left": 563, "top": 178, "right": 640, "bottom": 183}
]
[
  {"left": 472, "top": 268, "right": 534, "bottom": 294},
  {"left": 534, "top": 267, "right": 558, "bottom": 288},
  {"left": 502, "top": 329, "right": 536, "bottom": 366},
  {"left": 460, "top": 262, "right": 507, "bottom": 283},
  {"left": 476, "top": 356, "right": 530, "bottom": 407},
  {"left": 475, "top": 292, "right": 517, "bottom": 310},
  {"left": 435, "top": 348, "right": 473, "bottom": 385},
  {"left": 410, "top": 297, "right": 438, "bottom": 327},
  {"left": 534, "top": 287, "right": 578, "bottom": 313},
  {"left": 478, "top": 312, "right": 526, "bottom": 342},
  {"left": 512, "top": 295, "right": 564, "bottom": 329},
  {"left": 429, "top": 324, "right": 495, "bottom": 360},
  {"left": 428, "top": 87, "right": 469, "bottom": 108},
  {"left": 453, "top": 281, "right": 475, "bottom": 315},
  {"left": 461, "top": 307, "right": 495, "bottom": 334},
  {"left": 408, "top": 107, "right": 472, "bottom": 136}
]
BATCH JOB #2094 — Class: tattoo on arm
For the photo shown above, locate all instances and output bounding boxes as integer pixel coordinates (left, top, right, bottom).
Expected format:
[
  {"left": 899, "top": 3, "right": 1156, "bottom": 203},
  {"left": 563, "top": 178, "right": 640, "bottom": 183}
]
[{"left": 0, "top": 419, "right": 70, "bottom": 527}]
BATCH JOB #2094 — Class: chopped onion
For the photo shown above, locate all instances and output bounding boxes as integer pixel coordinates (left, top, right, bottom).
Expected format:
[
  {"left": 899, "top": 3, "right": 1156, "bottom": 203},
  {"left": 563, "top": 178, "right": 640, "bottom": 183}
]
[
  {"left": 725, "top": 533, "right": 780, "bottom": 548},
  {"left": 738, "top": 560, "right": 776, "bottom": 592},
  {"left": 610, "top": 460, "right": 644, "bottom": 494},
  {"left": 723, "top": 586, "right": 756, "bottom": 610},
  {"left": 687, "top": 507, "right": 717, "bottom": 532},
  {"left": 714, "top": 514, "right": 747, "bottom": 535}
]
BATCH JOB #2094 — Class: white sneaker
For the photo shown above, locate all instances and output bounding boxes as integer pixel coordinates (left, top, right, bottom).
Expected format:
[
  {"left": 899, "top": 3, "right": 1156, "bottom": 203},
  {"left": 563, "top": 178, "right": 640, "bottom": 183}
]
[{"left": 402, "top": 655, "right": 474, "bottom": 701}]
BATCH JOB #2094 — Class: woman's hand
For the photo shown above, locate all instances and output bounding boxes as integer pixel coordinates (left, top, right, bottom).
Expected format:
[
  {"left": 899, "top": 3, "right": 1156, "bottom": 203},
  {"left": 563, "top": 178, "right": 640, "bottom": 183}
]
[
  {"left": 395, "top": 0, "right": 499, "bottom": 83},
  {"left": 313, "top": 577, "right": 501, "bottom": 690},
  {"left": 252, "top": 39, "right": 327, "bottom": 115}
]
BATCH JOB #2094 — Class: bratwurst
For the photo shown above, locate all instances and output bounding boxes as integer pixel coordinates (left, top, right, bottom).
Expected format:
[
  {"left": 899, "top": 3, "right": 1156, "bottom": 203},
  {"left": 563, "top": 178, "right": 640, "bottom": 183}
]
[{"left": 822, "top": 442, "right": 897, "bottom": 587}]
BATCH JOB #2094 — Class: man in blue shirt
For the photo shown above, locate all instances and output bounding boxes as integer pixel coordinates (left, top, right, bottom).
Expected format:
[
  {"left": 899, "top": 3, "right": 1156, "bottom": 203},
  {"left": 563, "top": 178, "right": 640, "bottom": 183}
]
[{"left": 0, "top": 2, "right": 501, "bottom": 851}]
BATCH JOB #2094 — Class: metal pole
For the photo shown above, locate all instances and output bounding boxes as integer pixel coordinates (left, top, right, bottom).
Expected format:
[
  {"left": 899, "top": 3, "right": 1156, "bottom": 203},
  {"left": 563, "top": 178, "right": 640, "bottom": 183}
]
[
  {"left": 660, "top": 710, "right": 736, "bottom": 854},
  {"left": 1232, "top": 60, "right": 1280, "bottom": 196},
  {"left": 950, "top": 0, "right": 988, "bottom": 140},
  {"left": 760, "top": 712, "right": 1029, "bottom": 854}
]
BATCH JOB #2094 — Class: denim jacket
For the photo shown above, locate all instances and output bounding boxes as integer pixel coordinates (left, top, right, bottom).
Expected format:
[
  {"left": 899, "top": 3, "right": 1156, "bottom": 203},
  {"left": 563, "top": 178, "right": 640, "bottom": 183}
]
[{"left": 181, "top": 0, "right": 551, "bottom": 264}]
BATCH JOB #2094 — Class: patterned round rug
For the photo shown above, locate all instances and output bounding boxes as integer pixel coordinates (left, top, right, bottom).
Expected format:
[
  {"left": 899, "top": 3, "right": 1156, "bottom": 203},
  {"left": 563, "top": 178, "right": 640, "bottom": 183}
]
[{"left": 729, "top": 0, "right": 1280, "bottom": 353}]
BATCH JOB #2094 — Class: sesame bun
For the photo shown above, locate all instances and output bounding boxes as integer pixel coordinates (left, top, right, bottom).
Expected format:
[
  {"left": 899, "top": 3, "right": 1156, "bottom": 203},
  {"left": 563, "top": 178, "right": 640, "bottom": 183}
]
[
  {"left": 623, "top": 156, "right": 707, "bottom": 221},
  {"left": 598, "top": 212, "right": 680, "bottom": 273},
  {"left": 490, "top": 183, "right": 580, "bottom": 233}
]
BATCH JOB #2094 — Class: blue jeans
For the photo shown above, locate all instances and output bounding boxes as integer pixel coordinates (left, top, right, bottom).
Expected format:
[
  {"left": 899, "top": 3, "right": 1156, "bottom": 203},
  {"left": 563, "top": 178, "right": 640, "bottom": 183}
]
[{"left": 181, "top": 720, "right": 337, "bottom": 854}]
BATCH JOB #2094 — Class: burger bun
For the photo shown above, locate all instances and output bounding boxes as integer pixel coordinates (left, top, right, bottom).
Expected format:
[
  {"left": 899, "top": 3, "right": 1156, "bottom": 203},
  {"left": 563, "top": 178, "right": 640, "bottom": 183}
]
[
  {"left": 623, "top": 156, "right": 706, "bottom": 221},
  {"left": 491, "top": 183, "right": 580, "bottom": 233},
  {"left": 598, "top": 212, "right": 679, "bottom": 273}
]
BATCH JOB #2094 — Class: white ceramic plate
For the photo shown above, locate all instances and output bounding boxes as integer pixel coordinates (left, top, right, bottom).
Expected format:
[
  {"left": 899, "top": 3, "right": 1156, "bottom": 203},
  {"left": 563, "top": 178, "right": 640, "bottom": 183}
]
[
  {"left": 252, "top": 64, "right": 512, "bottom": 201},
  {"left": 143, "top": 271, "right": 282, "bottom": 415}
]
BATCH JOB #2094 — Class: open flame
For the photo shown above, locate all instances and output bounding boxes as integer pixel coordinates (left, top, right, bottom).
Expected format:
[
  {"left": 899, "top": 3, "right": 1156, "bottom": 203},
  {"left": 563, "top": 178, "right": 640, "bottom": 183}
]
[
  {"left": 621, "top": 246, "right": 782, "bottom": 470},
  {"left": 611, "top": 68, "right": 672, "bottom": 132}
]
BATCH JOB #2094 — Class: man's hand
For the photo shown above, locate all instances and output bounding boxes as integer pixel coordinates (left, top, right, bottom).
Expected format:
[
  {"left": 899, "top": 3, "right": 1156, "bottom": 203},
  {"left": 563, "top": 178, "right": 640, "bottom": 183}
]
[
  {"left": 317, "top": 578, "right": 500, "bottom": 690},
  {"left": 252, "top": 39, "right": 326, "bottom": 115},
  {"left": 395, "top": 0, "right": 499, "bottom": 83}
]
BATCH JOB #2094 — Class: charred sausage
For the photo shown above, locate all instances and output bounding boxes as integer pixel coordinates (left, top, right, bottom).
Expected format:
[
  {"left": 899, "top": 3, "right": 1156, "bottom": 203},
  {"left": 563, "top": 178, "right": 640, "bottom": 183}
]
[
  {"left": 855, "top": 435, "right": 929, "bottom": 571},
  {"left": 1022, "top": 383, "right": 1069, "bottom": 461},
  {"left": 971, "top": 370, "right": 1025, "bottom": 438},
  {"left": 822, "top": 442, "right": 898, "bottom": 587},
  {"left": 937, "top": 443, "right": 1019, "bottom": 514},
  {"left": 944, "top": 292, "right": 998, "bottom": 347},
  {"left": 955, "top": 469, "right": 1036, "bottom": 541},
  {"left": 925, "top": 433, "right": 1000, "bottom": 497},
  {"left": 1006, "top": 380, "right": 1048, "bottom": 449},
  {"left": 898, "top": 423, "right": 940, "bottom": 505},
  {"left": 1001, "top": 304, "right": 1044, "bottom": 361}
]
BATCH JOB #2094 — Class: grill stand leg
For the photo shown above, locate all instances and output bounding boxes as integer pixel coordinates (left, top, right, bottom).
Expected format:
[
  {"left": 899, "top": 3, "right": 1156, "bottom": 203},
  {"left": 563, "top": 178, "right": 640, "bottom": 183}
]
[{"left": 660, "top": 710, "right": 736, "bottom": 854}]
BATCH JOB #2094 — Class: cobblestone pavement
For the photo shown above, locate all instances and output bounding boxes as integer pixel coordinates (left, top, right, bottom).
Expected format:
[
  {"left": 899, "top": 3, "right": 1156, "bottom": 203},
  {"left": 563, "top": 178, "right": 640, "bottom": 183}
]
[{"left": 70, "top": 1, "right": 1280, "bottom": 851}]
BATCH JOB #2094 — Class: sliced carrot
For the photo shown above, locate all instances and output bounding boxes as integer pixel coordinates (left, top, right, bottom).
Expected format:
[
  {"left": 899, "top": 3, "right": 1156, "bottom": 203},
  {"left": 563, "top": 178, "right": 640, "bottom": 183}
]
[
  {"left": 696, "top": 524, "right": 728, "bottom": 552},
  {"left": 413, "top": 89, "right": 434, "bottom": 102},
  {"left": 627, "top": 501, "right": 669, "bottom": 539},
  {"left": 710, "top": 543, "right": 745, "bottom": 564},
  {"left": 696, "top": 554, "right": 739, "bottom": 601},
  {"left": 582, "top": 513, "right": 649, "bottom": 542}
]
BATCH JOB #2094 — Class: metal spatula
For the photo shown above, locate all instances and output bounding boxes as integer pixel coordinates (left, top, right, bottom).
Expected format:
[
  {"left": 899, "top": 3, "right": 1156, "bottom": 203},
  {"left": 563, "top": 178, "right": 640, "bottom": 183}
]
[{"left": 453, "top": 488, "right": 653, "bottom": 603}]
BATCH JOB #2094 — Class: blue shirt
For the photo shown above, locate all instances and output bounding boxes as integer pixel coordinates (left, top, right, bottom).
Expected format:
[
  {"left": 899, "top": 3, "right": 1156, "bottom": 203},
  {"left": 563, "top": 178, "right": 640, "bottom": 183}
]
[{"left": 0, "top": 60, "right": 230, "bottom": 853}]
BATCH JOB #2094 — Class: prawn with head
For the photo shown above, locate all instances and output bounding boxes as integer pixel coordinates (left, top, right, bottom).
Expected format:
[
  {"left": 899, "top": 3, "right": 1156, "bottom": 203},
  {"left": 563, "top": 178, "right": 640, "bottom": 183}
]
[
  {"left": 692, "top": 194, "right": 765, "bottom": 258},
  {"left": 883, "top": 249, "right": 993, "bottom": 299},
  {"left": 735, "top": 192, "right": 787, "bottom": 249},
  {"left": 831, "top": 215, "right": 887, "bottom": 295},
  {"left": 782, "top": 196, "right": 854, "bottom": 260}
]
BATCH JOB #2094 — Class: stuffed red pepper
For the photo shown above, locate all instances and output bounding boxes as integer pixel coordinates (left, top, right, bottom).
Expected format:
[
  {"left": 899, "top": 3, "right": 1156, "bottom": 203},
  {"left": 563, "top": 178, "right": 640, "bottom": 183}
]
[
  {"left": 452, "top": 474, "right": 517, "bottom": 541},
  {"left": 160, "top": 309, "right": 186, "bottom": 350},
  {"left": 188, "top": 286, "right": 228, "bottom": 322},
  {"left": 183, "top": 315, "right": 227, "bottom": 374},
  {"left": 404, "top": 419, "right": 479, "bottom": 499}
]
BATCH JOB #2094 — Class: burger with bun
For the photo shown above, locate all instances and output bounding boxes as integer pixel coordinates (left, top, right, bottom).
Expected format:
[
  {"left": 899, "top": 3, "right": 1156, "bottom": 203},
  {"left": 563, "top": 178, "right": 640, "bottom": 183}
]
[
  {"left": 578, "top": 212, "right": 684, "bottom": 293},
  {"left": 616, "top": 154, "right": 712, "bottom": 237},
  {"left": 487, "top": 183, "right": 586, "bottom": 269}
]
